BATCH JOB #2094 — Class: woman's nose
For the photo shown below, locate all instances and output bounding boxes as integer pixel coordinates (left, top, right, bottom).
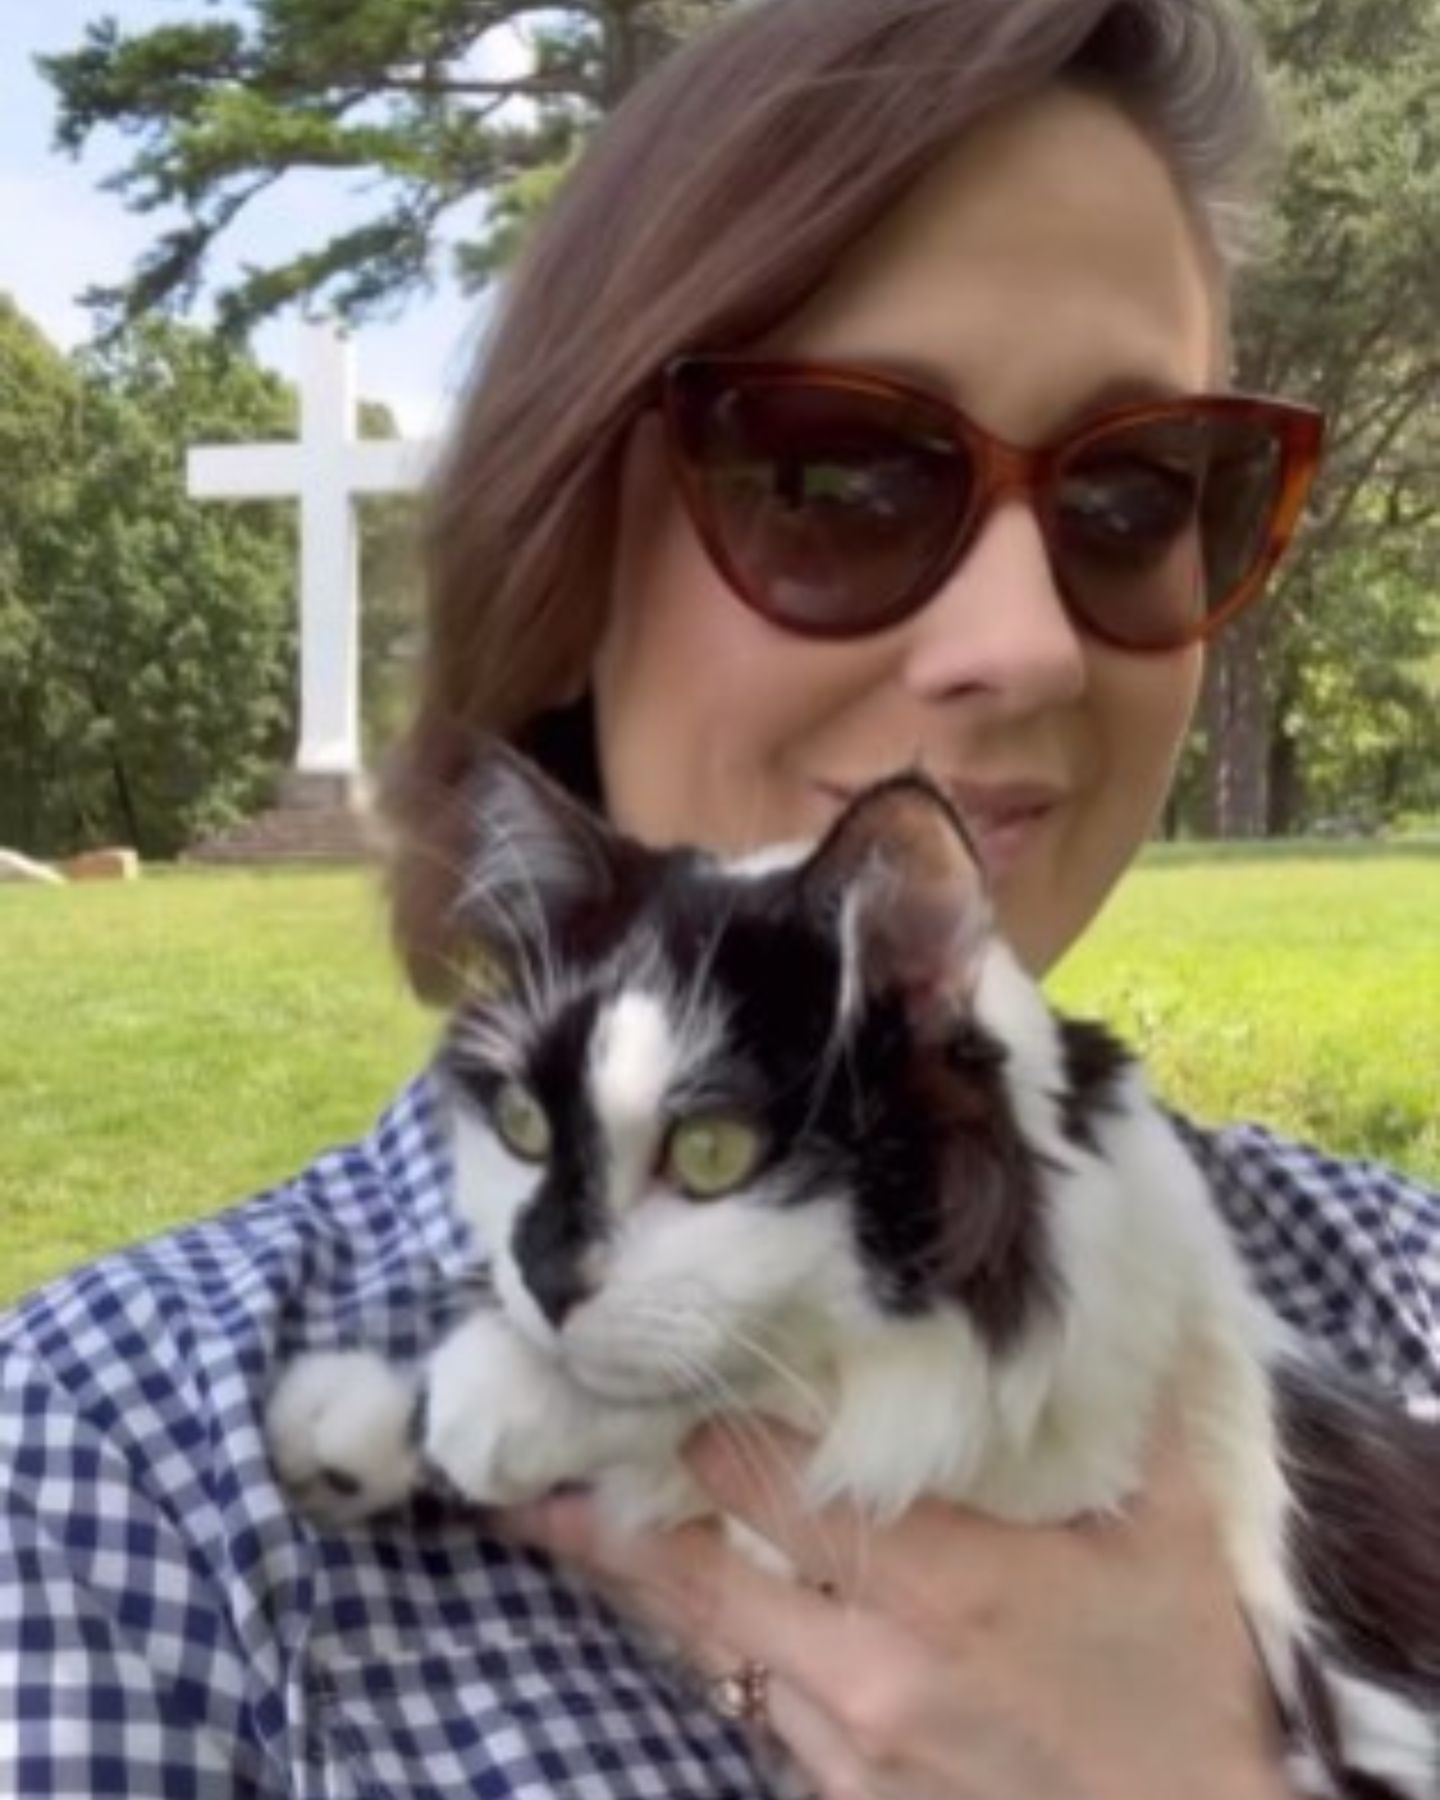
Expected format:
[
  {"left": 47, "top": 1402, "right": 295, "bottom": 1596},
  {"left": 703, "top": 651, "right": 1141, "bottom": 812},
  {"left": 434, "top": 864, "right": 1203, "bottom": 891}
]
[{"left": 900, "top": 500, "right": 1088, "bottom": 712}]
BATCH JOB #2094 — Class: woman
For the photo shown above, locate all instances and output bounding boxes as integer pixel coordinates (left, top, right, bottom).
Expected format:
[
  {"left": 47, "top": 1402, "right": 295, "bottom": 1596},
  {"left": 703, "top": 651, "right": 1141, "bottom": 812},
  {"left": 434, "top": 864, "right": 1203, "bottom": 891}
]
[{"left": 2, "top": 0, "right": 1435, "bottom": 1796}]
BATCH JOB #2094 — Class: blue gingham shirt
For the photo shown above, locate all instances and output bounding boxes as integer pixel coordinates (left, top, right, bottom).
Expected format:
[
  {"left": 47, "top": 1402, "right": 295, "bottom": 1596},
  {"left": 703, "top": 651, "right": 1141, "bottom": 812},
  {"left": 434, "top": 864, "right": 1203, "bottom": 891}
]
[{"left": 3, "top": 1068, "right": 1439, "bottom": 1798}]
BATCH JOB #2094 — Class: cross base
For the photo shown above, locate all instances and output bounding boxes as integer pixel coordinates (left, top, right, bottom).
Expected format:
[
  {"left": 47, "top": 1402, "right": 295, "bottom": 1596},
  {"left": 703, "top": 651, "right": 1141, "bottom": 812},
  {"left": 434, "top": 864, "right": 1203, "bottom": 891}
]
[
  {"left": 184, "top": 768, "right": 375, "bottom": 866},
  {"left": 277, "top": 769, "right": 371, "bottom": 812}
]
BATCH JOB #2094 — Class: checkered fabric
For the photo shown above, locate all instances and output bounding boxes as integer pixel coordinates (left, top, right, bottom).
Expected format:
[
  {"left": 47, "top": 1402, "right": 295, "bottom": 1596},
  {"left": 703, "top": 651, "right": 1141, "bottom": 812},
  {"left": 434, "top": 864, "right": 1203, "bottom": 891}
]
[{"left": 3, "top": 1069, "right": 1438, "bottom": 1798}]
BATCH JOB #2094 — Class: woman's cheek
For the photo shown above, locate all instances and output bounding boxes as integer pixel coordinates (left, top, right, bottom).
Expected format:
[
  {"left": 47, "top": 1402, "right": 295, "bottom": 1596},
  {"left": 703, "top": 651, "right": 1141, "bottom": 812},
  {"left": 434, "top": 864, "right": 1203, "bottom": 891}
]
[{"left": 594, "top": 458, "right": 865, "bottom": 852}]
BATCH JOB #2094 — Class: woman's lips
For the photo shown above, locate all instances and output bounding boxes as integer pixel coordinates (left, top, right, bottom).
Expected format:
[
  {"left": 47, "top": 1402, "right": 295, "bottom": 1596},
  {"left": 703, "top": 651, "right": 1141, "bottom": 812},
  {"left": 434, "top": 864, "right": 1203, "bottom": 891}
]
[
  {"left": 960, "top": 807, "right": 1052, "bottom": 879},
  {"left": 812, "top": 778, "right": 1062, "bottom": 880}
]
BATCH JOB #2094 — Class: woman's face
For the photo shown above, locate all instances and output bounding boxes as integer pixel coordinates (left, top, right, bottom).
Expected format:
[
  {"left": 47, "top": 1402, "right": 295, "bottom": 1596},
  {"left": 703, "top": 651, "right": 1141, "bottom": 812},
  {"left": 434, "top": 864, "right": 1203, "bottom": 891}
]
[{"left": 592, "top": 85, "right": 1218, "bottom": 974}]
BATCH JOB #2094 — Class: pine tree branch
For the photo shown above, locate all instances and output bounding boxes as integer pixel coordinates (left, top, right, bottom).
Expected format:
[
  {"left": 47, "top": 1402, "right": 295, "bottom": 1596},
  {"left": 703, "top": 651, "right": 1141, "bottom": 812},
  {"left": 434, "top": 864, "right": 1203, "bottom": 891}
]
[{"left": 365, "top": 70, "right": 597, "bottom": 100}]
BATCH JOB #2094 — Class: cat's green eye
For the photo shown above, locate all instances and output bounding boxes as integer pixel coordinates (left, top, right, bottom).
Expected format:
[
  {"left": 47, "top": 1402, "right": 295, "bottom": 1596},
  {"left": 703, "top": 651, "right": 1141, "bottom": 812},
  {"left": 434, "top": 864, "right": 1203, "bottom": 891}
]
[
  {"left": 493, "top": 1080, "right": 551, "bottom": 1163},
  {"left": 665, "top": 1115, "right": 763, "bottom": 1200}
]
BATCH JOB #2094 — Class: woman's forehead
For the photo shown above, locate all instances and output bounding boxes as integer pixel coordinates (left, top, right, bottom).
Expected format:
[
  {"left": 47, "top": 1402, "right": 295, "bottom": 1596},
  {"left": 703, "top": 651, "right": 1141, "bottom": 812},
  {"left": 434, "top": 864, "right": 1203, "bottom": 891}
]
[{"left": 760, "top": 85, "right": 1221, "bottom": 440}]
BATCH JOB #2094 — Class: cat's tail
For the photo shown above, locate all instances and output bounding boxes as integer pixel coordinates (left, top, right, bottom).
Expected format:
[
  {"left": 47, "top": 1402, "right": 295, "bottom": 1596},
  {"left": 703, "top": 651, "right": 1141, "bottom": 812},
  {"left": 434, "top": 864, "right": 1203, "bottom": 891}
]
[
  {"left": 265, "top": 1348, "right": 423, "bottom": 1526},
  {"left": 1272, "top": 1357, "right": 1440, "bottom": 1799},
  {"left": 1276, "top": 1356, "right": 1440, "bottom": 1685}
]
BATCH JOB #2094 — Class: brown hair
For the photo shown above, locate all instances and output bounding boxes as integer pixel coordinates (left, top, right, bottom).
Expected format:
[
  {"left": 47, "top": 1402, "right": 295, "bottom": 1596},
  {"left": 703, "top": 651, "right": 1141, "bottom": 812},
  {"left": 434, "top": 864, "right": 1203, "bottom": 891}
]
[{"left": 385, "top": 0, "right": 1273, "bottom": 1001}]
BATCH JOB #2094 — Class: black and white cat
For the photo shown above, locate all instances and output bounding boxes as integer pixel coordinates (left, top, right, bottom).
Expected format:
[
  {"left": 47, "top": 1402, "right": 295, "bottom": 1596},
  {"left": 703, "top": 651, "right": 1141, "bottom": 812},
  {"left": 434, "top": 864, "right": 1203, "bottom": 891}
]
[{"left": 267, "top": 747, "right": 1440, "bottom": 1800}]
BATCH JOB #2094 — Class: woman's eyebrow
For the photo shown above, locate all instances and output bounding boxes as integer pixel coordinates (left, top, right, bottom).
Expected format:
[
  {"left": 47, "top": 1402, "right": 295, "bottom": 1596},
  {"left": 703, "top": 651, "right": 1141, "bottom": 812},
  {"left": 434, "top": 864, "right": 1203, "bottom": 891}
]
[{"left": 1065, "top": 372, "right": 1195, "bottom": 419}]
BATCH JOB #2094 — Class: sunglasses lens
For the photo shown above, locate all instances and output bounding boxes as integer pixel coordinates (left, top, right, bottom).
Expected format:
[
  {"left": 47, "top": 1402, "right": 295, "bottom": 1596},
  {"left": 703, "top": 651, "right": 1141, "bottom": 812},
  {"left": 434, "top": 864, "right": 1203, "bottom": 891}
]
[
  {"left": 1054, "top": 412, "right": 1286, "bottom": 649},
  {"left": 670, "top": 372, "right": 970, "bottom": 635}
]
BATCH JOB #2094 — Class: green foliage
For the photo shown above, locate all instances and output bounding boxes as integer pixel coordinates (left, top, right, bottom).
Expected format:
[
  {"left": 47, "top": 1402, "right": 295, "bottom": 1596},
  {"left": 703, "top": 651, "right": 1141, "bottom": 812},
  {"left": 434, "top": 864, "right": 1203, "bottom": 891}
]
[
  {"left": 359, "top": 492, "right": 424, "bottom": 763},
  {"left": 1201, "top": 0, "right": 1440, "bottom": 835},
  {"left": 456, "top": 143, "right": 582, "bottom": 287},
  {"left": 41, "top": 0, "right": 728, "bottom": 336},
  {"left": 0, "top": 302, "right": 299, "bottom": 857},
  {"left": 1278, "top": 524, "right": 1440, "bottom": 826},
  {"left": 0, "top": 301, "right": 82, "bottom": 791},
  {"left": 355, "top": 397, "right": 426, "bottom": 765}
]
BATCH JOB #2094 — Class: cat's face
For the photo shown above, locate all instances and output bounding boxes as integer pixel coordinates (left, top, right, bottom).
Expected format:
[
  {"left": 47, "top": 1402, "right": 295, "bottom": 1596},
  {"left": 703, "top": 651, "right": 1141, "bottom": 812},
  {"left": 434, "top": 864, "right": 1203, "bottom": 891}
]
[{"left": 441, "top": 749, "right": 1054, "bottom": 1405}]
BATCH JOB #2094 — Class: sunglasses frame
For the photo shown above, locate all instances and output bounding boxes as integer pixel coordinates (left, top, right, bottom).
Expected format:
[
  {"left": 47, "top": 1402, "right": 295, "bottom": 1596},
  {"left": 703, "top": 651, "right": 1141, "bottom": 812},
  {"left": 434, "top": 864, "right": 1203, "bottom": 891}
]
[{"left": 661, "top": 355, "right": 1327, "bottom": 652}]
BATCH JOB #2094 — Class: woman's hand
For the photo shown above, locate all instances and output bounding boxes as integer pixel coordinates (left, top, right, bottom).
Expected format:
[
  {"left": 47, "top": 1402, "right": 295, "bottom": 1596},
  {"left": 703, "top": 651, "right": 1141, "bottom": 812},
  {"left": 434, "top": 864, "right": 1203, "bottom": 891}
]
[{"left": 502, "top": 1412, "right": 1294, "bottom": 1800}]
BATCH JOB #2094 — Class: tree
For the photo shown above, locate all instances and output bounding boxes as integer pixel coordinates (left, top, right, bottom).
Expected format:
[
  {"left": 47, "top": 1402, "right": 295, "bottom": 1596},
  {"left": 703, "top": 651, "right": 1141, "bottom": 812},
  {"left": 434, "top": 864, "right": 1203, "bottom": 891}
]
[
  {"left": 0, "top": 299, "right": 84, "bottom": 850},
  {"left": 1206, "top": 0, "right": 1440, "bottom": 836},
  {"left": 41, "top": 0, "right": 732, "bottom": 338},
  {"left": 1273, "top": 513, "right": 1440, "bottom": 830},
  {"left": 58, "top": 324, "right": 300, "bottom": 855},
  {"left": 0, "top": 309, "right": 299, "bottom": 858}
]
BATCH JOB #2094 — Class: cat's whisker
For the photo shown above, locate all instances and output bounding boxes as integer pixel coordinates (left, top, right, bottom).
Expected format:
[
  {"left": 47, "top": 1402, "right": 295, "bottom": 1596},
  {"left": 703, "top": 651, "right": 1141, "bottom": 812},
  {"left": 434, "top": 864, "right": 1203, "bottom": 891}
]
[
  {"left": 654, "top": 1344, "right": 830, "bottom": 1570},
  {"left": 656, "top": 1312, "right": 866, "bottom": 1599},
  {"left": 795, "top": 1035, "right": 854, "bottom": 1144},
  {"left": 464, "top": 810, "right": 574, "bottom": 1022},
  {"left": 705, "top": 1395, "right": 865, "bottom": 1602},
  {"left": 668, "top": 1351, "right": 845, "bottom": 1578},
  {"left": 673, "top": 861, "right": 755, "bottom": 1051},
  {"left": 420, "top": 828, "right": 528, "bottom": 989},
  {"left": 672, "top": 934, "right": 729, "bottom": 1072},
  {"left": 703, "top": 1317, "right": 832, "bottom": 1435},
  {"left": 458, "top": 866, "right": 548, "bottom": 1015},
  {"left": 647, "top": 1293, "right": 831, "bottom": 1426},
  {"left": 496, "top": 830, "right": 565, "bottom": 1017},
  {"left": 607, "top": 1292, "right": 825, "bottom": 1425}
]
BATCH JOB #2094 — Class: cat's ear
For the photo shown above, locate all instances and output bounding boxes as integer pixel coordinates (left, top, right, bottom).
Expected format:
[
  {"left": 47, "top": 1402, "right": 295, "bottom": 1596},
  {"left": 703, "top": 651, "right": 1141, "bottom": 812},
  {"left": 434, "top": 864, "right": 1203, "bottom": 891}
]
[
  {"left": 797, "top": 776, "right": 990, "bottom": 1038},
  {"left": 454, "top": 741, "right": 629, "bottom": 971}
]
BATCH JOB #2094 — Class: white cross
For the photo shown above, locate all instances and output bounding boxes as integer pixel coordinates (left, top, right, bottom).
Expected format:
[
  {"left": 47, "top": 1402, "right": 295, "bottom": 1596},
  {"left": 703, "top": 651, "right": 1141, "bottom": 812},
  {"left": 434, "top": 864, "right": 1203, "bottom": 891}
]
[{"left": 187, "top": 322, "right": 437, "bottom": 779}]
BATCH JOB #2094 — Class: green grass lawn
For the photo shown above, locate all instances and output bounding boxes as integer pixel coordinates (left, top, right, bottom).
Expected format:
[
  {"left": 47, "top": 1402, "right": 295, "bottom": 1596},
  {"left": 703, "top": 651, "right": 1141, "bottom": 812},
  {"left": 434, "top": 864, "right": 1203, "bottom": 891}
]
[
  {"left": 2, "top": 847, "right": 1437, "bottom": 1306},
  {"left": 1, "top": 870, "right": 435, "bottom": 1304}
]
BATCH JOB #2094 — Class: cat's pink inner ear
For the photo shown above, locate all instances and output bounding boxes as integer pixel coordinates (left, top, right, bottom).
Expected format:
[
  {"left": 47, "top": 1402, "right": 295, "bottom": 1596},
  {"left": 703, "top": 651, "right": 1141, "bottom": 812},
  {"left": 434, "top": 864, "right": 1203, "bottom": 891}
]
[{"left": 802, "top": 778, "right": 989, "bottom": 1031}]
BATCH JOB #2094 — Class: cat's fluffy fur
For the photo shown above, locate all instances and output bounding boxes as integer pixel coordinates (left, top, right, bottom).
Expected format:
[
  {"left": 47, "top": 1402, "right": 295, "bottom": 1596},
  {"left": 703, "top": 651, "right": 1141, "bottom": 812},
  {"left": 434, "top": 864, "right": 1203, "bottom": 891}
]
[{"left": 267, "top": 748, "right": 1439, "bottom": 1800}]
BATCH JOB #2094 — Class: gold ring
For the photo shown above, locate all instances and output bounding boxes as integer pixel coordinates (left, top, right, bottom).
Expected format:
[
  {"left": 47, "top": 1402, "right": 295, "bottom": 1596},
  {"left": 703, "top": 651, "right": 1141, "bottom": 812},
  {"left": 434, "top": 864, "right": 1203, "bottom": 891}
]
[{"left": 709, "top": 1658, "right": 772, "bottom": 1727}]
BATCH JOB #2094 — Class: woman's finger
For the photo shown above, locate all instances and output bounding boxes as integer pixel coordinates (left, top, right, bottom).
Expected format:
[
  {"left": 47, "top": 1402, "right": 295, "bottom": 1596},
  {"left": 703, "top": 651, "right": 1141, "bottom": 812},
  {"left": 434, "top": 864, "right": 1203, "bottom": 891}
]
[
  {"left": 761, "top": 1671, "right": 878, "bottom": 1800},
  {"left": 684, "top": 1413, "right": 1038, "bottom": 1604},
  {"left": 666, "top": 1621, "right": 875, "bottom": 1800},
  {"left": 500, "top": 1487, "right": 925, "bottom": 1722}
]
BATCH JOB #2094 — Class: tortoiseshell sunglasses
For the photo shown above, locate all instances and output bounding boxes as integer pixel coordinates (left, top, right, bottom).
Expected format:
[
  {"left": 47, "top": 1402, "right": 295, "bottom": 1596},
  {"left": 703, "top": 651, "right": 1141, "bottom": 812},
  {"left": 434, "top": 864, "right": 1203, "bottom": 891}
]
[{"left": 661, "top": 356, "right": 1326, "bottom": 652}]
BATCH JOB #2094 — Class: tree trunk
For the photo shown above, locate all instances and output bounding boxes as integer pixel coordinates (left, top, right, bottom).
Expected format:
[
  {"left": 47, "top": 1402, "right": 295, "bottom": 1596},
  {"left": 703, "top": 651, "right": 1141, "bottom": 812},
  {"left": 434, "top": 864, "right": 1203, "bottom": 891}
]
[
  {"left": 601, "top": 1, "right": 678, "bottom": 107},
  {"left": 1267, "top": 721, "right": 1303, "bottom": 837},
  {"left": 109, "top": 749, "right": 142, "bottom": 848},
  {"left": 1377, "top": 748, "right": 1405, "bottom": 820},
  {"left": 1199, "top": 608, "right": 1271, "bottom": 838}
]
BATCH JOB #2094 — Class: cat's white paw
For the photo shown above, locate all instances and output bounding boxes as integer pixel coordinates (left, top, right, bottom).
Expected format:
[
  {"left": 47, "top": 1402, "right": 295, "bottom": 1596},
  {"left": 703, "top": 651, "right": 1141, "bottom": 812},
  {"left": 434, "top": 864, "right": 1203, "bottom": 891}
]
[
  {"left": 422, "top": 1313, "right": 579, "bottom": 1506},
  {"left": 266, "top": 1348, "right": 420, "bottom": 1525}
]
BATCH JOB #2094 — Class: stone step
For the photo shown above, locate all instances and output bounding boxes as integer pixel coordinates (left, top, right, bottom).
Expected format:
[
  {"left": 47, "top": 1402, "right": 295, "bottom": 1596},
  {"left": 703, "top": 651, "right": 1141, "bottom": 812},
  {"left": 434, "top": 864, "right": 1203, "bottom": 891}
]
[
  {"left": 183, "top": 770, "right": 380, "bottom": 867},
  {"left": 184, "top": 803, "right": 377, "bottom": 866}
]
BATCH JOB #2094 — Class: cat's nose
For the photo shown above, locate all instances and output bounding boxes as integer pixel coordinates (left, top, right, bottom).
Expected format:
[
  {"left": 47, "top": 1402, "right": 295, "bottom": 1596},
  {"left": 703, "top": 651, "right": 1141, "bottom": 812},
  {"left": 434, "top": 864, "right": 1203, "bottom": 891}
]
[{"left": 523, "top": 1258, "right": 591, "bottom": 1329}]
